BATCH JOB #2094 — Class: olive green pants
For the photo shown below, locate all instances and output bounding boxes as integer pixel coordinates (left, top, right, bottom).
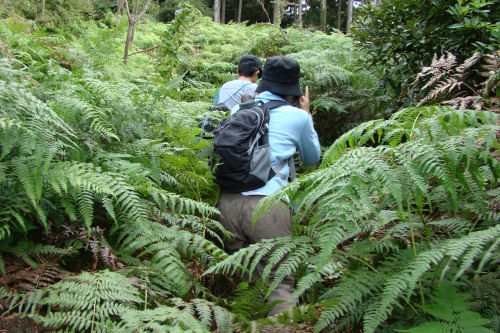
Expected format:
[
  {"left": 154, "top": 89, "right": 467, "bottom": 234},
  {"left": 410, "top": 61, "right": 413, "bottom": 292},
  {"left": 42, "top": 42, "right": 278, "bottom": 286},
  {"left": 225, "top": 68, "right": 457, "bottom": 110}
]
[{"left": 217, "top": 192, "right": 298, "bottom": 316}]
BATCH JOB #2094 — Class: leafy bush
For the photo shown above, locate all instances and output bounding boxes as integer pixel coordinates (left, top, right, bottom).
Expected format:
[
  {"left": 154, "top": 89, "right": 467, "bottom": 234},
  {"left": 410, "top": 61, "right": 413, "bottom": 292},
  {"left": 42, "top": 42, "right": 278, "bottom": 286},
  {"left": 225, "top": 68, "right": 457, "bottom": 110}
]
[
  {"left": 398, "top": 284, "right": 493, "bottom": 333},
  {"left": 0, "top": 17, "right": 229, "bottom": 331},
  {"left": 351, "top": 0, "right": 500, "bottom": 101}
]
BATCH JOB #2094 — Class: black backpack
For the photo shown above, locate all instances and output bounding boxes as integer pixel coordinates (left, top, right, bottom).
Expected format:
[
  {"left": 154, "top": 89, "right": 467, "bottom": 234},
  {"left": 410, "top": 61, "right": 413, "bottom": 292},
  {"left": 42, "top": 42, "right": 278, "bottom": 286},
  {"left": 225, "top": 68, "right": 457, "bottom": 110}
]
[
  {"left": 199, "top": 100, "right": 290, "bottom": 193},
  {"left": 199, "top": 104, "right": 228, "bottom": 135}
]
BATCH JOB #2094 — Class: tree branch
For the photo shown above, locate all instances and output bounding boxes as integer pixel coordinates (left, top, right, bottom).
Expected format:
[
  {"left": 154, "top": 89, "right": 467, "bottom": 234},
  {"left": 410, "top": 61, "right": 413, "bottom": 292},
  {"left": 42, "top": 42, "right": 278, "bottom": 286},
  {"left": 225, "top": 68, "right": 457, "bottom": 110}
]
[
  {"left": 256, "top": 0, "right": 271, "bottom": 23},
  {"left": 123, "top": 0, "right": 132, "bottom": 20},
  {"left": 135, "top": 0, "right": 152, "bottom": 23},
  {"left": 123, "top": 44, "right": 162, "bottom": 58}
]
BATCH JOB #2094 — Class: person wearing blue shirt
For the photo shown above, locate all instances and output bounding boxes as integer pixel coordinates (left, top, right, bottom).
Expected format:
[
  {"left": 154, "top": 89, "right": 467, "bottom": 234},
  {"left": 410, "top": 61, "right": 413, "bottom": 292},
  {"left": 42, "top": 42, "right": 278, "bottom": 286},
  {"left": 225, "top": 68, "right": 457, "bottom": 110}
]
[{"left": 217, "top": 56, "right": 321, "bottom": 316}]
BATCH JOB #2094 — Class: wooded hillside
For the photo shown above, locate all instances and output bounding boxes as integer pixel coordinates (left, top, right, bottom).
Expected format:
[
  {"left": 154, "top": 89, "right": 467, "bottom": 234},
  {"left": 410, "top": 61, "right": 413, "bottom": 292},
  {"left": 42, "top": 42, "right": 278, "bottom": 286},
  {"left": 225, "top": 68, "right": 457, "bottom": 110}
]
[{"left": 0, "top": 0, "right": 498, "bottom": 332}]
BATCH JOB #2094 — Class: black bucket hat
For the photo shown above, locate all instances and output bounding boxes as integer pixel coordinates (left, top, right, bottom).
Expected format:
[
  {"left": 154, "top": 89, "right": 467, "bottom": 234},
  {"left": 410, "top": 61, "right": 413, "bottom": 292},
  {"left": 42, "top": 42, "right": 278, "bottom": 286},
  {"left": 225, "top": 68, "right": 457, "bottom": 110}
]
[{"left": 256, "top": 56, "right": 303, "bottom": 97}]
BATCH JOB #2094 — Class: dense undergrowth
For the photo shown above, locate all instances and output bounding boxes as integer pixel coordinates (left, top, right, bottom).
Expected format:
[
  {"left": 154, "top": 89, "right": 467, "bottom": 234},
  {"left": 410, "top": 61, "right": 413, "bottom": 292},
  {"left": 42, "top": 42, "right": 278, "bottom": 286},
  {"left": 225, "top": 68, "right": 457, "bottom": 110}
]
[{"left": 0, "top": 2, "right": 499, "bottom": 332}]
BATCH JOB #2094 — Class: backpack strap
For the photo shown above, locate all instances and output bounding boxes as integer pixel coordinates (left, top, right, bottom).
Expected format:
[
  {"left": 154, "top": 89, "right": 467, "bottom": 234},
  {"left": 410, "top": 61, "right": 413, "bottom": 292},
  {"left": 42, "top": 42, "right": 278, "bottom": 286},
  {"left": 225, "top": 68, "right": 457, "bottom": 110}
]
[
  {"left": 246, "top": 100, "right": 289, "bottom": 155},
  {"left": 288, "top": 157, "right": 296, "bottom": 182},
  {"left": 262, "top": 100, "right": 297, "bottom": 182},
  {"left": 260, "top": 99, "right": 288, "bottom": 111},
  {"left": 198, "top": 145, "right": 213, "bottom": 159},
  {"left": 219, "top": 82, "right": 253, "bottom": 105},
  {"left": 213, "top": 87, "right": 221, "bottom": 105}
]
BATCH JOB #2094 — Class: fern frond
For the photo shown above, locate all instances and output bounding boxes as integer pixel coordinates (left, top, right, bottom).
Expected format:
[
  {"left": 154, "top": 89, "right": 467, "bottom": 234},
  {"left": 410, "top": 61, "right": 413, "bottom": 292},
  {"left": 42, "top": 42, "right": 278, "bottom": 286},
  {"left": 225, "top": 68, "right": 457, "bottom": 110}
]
[
  {"left": 120, "top": 305, "right": 210, "bottom": 332},
  {"left": 34, "top": 270, "right": 143, "bottom": 332},
  {"left": 363, "top": 225, "right": 500, "bottom": 333},
  {"left": 53, "top": 94, "right": 120, "bottom": 140},
  {"left": 203, "top": 241, "right": 274, "bottom": 277},
  {"left": 149, "top": 187, "right": 219, "bottom": 217}
]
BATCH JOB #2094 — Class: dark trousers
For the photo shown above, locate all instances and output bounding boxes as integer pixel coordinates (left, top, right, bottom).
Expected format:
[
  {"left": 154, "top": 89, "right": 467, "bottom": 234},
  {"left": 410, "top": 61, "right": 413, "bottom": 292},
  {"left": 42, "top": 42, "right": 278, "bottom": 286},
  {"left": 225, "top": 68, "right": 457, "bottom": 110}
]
[{"left": 217, "top": 192, "right": 297, "bottom": 316}]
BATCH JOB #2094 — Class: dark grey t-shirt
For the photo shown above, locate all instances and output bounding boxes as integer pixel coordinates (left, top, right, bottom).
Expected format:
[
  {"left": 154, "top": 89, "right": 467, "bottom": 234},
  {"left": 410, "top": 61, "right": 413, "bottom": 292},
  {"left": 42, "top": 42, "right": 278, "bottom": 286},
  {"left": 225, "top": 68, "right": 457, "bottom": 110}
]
[{"left": 216, "top": 79, "right": 258, "bottom": 110}]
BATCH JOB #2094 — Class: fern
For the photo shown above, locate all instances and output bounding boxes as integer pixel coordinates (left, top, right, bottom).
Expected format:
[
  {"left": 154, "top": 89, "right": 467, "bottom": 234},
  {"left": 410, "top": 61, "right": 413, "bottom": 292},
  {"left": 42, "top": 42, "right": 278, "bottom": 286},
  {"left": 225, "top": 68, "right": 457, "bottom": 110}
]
[
  {"left": 205, "top": 105, "right": 500, "bottom": 332},
  {"left": 414, "top": 51, "right": 499, "bottom": 111},
  {"left": 33, "top": 270, "right": 143, "bottom": 332},
  {"left": 117, "top": 297, "right": 235, "bottom": 332},
  {"left": 397, "top": 284, "right": 493, "bottom": 333},
  {"left": 229, "top": 280, "right": 277, "bottom": 320},
  {"left": 362, "top": 226, "right": 500, "bottom": 333}
]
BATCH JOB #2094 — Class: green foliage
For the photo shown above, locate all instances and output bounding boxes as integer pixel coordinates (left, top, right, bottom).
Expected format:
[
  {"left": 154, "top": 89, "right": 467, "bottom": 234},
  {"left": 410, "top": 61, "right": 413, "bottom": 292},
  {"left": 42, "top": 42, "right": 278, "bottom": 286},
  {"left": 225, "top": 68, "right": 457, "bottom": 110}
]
[
  {"left": 229, "top": 280, "right": 277, "bottom": 320},
  {"left": 207, "top": 106, "right": 499, "bottom": 332},
  {"left": 158, "top": 0, "right": 211, "bottom": 23},
  {"left": 1, "top": 2, "right": 498, "bottom": 332},
  {"left": 397, "top": 284, "right": 493, "bottom": 333},
  {"left": 121, "top": 298, "right": 234, "bottom": 332},
  {"left": 0, "top": 0, "right": 96, "bottom": 36},
  {"left": 351, "top": 0, "right": 500, "bottom": 100},
  {"left": 0, "top": 14, "right": 230, "bottom": 331},
  {"left": 447, "top": 0, "right": 500, "bottom": 52},
  {"left": 29, "top": 270, "right": 235, "bottom": 332},
  {"left": 160, "top": 13, "right": 389, "bottom": 144},
  {"left": 33, "top": 270, "right": 143, "bottom": 331}
]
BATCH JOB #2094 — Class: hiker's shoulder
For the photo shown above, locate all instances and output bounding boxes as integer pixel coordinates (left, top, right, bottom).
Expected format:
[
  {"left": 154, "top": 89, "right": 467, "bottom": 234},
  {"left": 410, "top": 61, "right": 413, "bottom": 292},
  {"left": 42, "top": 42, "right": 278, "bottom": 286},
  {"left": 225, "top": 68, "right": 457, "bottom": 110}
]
[
  {"left": 220, "top": 79, "right": 239, "bottom": 89},
  {"left": 276, "top": 104, "right": 310, "bottom": 120}
]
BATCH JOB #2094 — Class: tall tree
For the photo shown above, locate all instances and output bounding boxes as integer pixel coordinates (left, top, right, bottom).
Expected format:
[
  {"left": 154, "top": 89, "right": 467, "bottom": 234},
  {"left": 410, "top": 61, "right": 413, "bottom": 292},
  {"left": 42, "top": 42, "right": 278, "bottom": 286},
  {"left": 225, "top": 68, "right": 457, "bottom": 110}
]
[
  {"left": 237, "top": 0, "right": 243, "bottom": 23},
  {"left": 347, "top": 0, "right": 353, "bottom": 32},
  {"left": 123, "top": 0, "right": 152, "bottom": 65},
  {"left": 221, "top": 0, "right": 226, "bottom": 23},
  {"left": 273, "top": 0, "right": 281, "bottom": 26},
  {"left": 257, "top": 0, "right": 271, "bottom": 23},
  {"left": 297, "top": 0, "right": 303, "bottom": 27},
  {"left": 116, "top": 0, "right": 125, "bottom": 27},
  {"left": 321, "top": 0, "right": 327, "bottom": 31},
  {"left": 214, "top": 0, "right": 221, "bottom": 23},
  {"left": 41, "top": 0, "right": 45, "bottom": 15},
  {"left": 337, "top": 0, "right": 342, "bottom": 31}
]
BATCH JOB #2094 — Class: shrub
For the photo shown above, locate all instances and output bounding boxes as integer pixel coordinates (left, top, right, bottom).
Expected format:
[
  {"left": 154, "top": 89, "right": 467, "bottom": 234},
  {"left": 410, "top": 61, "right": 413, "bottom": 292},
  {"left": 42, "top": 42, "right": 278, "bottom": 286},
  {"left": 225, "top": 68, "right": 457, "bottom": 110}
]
[{"left": 350, "top": 0, "right": 500, "bottom": 101}]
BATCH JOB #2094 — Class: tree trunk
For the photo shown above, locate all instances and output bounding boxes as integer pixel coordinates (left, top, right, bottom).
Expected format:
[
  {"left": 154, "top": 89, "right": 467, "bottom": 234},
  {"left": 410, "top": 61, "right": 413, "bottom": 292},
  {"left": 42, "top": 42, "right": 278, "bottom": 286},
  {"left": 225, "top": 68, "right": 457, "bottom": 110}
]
[
  {"left": 214, "top": 0, "right": 221, "bottom": 23},
  {"left": 116, "top": 0, "right": 124, "bottom": 27},
  {"left": 123, "top": 0, "right": 152, "bottom": 65},
  {"left": 337, "top": 0, "right": 342, "bottom": 31},
  {"left": 221, "top": 0, "right": 226, "bottom": 24},
  {"left": 347, "top": 0, "right": 353, "bottom": 32},
  {"left": 41, "top": 0, "right": 45, "bottom": 15},
  {"left": 130, "top": 24, "right": 136, "bottom": 48},
  {"left": 124, "top": 23, "right": 134, "bottom": 65},
  {"left": 297, "top": 0, "right": 303, "bottom": 27},
  {"left": 321, "top": 0, "right": 327, "bottom": 32},
  {"left": 256, "top": 0, "right": 271, "bottom": 23},
  {"left": 273, "top": 0, "right": 280, "bottom": 26},
  {"left": 237, "top": 0, "right": 242, "bottom": 23}
]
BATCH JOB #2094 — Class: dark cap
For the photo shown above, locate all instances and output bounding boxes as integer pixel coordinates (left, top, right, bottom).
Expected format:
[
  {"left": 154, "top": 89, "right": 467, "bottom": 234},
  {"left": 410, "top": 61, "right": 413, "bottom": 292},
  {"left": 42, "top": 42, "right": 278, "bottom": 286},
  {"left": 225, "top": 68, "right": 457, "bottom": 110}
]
[
  {"left": 238, "top": 55, "right": 262, "bottom": 76},
  {"left": 256, "top": 56, "right": 302, "bottom": 97}
]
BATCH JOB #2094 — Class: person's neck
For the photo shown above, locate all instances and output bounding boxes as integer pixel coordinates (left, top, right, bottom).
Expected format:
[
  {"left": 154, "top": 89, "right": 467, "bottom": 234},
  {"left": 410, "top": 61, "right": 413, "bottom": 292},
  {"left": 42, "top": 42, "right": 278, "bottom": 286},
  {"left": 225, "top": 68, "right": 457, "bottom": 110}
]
[{"left": 238, "top": 76, "right": 253, "bottom": 82}]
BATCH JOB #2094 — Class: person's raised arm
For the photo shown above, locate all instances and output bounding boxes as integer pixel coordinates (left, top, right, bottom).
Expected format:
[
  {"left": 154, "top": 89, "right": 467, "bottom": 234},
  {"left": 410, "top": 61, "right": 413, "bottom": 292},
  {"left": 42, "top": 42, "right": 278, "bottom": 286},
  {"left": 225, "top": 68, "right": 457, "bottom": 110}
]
[
  {"left": 299, "top": 86, "right": 310, "bottom": 114},
  {"left": 297, "top": 86, "right": 321, "bottom": 165}
]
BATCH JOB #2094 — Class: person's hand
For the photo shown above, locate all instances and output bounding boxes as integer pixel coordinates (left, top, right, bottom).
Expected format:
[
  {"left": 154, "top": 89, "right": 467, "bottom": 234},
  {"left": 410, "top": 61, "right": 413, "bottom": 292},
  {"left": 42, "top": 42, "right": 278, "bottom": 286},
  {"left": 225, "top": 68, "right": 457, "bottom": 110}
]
[{"left": 299, "top": 86, "right": 310, "bottom": 114}]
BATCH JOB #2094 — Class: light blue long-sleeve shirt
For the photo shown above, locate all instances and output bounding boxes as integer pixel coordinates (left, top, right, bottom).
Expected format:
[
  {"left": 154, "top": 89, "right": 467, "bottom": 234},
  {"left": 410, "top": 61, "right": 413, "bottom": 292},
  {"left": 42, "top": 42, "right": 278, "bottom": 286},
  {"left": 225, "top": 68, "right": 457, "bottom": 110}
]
[{"left": 231, "top": 91, "right": 321, "bottom": 196}]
